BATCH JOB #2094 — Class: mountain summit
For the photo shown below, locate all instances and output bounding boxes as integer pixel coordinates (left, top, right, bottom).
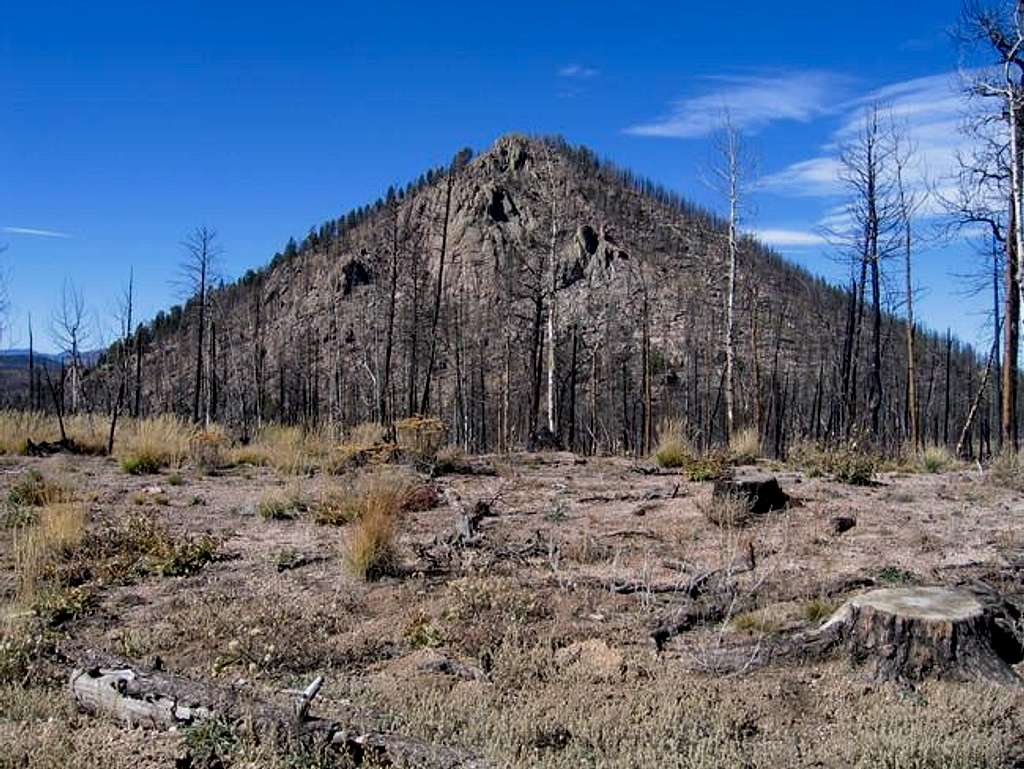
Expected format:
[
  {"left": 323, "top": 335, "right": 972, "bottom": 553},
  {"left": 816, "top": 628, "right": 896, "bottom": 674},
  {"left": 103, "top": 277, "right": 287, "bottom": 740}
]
[{"left": 114, "top": 134, "right": 970, "bottom": 454}]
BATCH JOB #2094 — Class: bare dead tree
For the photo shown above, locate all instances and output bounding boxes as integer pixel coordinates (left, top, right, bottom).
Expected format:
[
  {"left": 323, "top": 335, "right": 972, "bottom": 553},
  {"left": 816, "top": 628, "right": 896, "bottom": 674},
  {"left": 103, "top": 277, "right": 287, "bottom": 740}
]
[
  {"left": 706, "top": 115, "right": 755, "bottom": 442},
  {"left": 106, "top": 269, "right": 134, "bottom": 454},
  {"left": 179, "top": 226, "right": 221, "bottom": 425},
  {"left": 892, "top": 126, "right": 926, "bottom": 449},
  {"left": 836, "top": 104, "right": 901, "bottom": 444},
  {"left": 51, "top": 279, "right": 91, "bottom": 415}
]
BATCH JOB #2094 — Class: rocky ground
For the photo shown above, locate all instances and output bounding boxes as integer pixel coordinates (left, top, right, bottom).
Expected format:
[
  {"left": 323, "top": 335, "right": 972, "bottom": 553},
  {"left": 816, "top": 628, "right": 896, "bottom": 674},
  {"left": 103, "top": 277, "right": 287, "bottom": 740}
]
[{"left": 2, "top": 450, "right": 1024, "bottom": 768}]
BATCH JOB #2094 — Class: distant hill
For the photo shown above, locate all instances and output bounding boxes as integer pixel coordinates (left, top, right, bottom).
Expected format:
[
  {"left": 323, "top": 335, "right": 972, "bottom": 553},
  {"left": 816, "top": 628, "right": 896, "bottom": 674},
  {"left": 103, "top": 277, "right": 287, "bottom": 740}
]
[{"left": 87, "top": 133, "right": 984, "bottom": 454}]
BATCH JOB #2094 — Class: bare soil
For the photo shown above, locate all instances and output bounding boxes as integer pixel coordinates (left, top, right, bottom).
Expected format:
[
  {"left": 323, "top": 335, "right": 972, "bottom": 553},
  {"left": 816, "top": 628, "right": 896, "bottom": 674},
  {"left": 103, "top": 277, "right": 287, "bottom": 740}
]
[{"left": 3, "top": 451, "right": 1024, "bottom": 768}]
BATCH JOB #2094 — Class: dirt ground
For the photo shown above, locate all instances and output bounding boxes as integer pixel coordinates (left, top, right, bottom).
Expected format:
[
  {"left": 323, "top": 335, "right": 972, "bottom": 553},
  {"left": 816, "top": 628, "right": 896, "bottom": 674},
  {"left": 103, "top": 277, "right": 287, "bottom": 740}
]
[{"left": 2, "top": 450, "right": 1024, "bottom": 768}]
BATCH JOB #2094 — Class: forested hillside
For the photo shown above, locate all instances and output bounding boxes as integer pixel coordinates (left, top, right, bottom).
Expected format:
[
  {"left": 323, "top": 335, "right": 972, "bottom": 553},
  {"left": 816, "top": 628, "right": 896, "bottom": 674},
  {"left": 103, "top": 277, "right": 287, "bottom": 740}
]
[{"left": 92, "top": 134, "right": 991, "bottom": 456}]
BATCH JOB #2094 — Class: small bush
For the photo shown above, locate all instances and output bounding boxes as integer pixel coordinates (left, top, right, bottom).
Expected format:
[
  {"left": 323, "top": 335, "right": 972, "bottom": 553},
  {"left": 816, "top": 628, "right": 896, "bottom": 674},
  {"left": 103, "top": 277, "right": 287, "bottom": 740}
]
[
  {"left": 121, "top": 452, "right": 163, "bottom": 475},
  {"left": 257, "top": 487, "right": 306, "bottom": 521},
  {"left": 792, "top": 441, "right": 877, "bottom": 485},
  {"left": 684, "top": 452, "right": 730, "bottom": 482},
  {"left": 404, "top": 610, "right": 444, "bottom": 649},
  {"left": 395, "top": 416, "right": 447, "bottom": 458},
  {"left": 877, "top": 566, "right": 917, "bottom": 585},
  {"left": 8, "top": 470, "right": 73, "bottom": 507}
]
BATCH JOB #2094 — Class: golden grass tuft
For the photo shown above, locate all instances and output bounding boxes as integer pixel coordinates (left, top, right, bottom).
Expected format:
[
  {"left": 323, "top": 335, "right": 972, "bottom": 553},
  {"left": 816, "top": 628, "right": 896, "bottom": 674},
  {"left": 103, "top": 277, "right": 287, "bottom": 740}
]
[
  {"left": 12, "top": 502, "right": 86, "bottom": 605},
  {"left": 653, "top": 418, "right": 692, "bottom": 469},
  {"left": 189, "top": 425, "right": 231, "bottom": 472},
  {"left": 342, "top": 505, "right": 398, "bottom": 580},
  {"left": 118, "top": 415, "right": 194, "bottom": 473},
  {"left": 728, "top": 426, "right": 761, "bottom": 463},
  {"left": 336, "top": 470, "right": 417, "bottom": 579}
]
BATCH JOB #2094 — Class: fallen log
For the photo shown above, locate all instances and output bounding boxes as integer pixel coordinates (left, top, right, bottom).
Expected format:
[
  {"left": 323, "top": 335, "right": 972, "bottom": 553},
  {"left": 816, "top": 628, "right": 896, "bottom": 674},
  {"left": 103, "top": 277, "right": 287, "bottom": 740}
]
[{"left": 65, "top": 648, "right": 491, "bottom": 768}]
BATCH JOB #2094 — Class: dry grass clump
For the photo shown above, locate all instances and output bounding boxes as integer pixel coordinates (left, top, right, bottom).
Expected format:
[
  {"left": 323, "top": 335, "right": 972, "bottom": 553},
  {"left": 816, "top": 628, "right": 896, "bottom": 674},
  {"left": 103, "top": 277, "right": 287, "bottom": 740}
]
[
  {"left": 256, "top": 485, "right": 307, "bottom": 521},
  {"left": 790, "top": 441, "right": 877, "bottom": 485},
  {"left": 12, "top": 502, "right": 87, "bottom": 606},
  {"left": 728, "top": 426, "right": 761, "bottom": 464},
  {"left": 8, "top": 469, "right": 74, "bottom": 507},
  {"left": 920, "top": 445, "right": 955, "bottom": 474},
  {"left": 118, "top": 415, "right": 193, "bottom": 473},
  {"left": 316, "top": 470, "right": 422, "bottom": 526},
  {"left": 334, "top": 470, "right": 424, "bottom": 580},
  {"left": 0, "top": 411, "right": 106, "bottom": 455},
  {"left": 653, "top": 419, "right": 692, "bottom": 469},
  {"left": 0, "top": 410, "right": 52, "bottom": 454},
  {"left": 986, "top": 450, "right": 1024, "bottom": 491},
  {"left": 342, "top": 507, "right": 398, "bottom": 580},
  {"left": 235, "top": 424, "right": 332, "bottom": 475},
  {"left": 189, "top": 426, "right": 231, "bottom": 472},
  {"left": 698, "top": 494, "right": 753, "bottom": 528},
  {"left": 395, "top": 416, "right": 447, "bottom": 458}
]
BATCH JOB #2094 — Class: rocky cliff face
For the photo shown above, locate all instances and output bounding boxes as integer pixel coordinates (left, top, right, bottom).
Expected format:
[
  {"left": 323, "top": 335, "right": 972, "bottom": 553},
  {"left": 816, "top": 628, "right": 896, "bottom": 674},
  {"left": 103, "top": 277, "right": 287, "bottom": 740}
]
[{"left": 121, "top": 134, "right": 958, "bottom": 454}]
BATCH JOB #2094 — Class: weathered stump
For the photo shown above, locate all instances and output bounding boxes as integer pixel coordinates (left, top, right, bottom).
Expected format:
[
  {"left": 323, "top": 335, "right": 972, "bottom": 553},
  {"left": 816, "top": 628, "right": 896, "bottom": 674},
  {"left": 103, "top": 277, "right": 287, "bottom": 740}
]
[
  {"left": 822, "top": 586, "right": 1022, "bottom": 684},
  {"left": 712, "top": 474, "right": 789, "bottom": 514}
]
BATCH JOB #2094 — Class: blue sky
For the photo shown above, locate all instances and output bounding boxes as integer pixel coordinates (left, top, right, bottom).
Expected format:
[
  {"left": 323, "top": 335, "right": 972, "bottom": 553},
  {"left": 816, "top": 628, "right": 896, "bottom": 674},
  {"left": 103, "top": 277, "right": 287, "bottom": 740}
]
[{"left": 1, "top": 0, "right": 991, "bottom": 351}]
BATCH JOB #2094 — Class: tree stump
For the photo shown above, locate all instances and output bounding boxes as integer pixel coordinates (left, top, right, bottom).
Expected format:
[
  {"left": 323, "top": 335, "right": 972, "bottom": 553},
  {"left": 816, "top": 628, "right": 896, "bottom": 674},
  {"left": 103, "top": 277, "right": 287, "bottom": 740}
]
[
  {"left": 822, "top": 586, "right": 1022, "bottom": 684},
  {"left": 712, "top": 474, "right": 789, "bottom": 514}
]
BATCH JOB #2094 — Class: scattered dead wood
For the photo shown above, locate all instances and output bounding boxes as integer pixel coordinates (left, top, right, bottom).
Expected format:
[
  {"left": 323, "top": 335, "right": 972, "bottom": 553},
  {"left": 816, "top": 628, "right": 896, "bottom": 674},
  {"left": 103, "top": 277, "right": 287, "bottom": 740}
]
[
  {"left": 64, "top": 646, "right": 491, "bottom": 768},
  {"left": 25, "top": 437, "right": 84, "bottom": 457},
  {"left": 651, "top": 544, "right": 758, "bottom": 651}
]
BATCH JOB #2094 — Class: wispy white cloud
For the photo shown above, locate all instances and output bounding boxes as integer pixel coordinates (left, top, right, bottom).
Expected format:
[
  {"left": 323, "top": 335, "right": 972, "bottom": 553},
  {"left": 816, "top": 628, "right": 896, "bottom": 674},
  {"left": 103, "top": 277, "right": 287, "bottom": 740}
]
[
  {"left": 2, "top": 226, "right": 71, "bottom": 239},
  {"left": 762, "top": 71, "right": 967, "bottom": 202},
  {"left": 750, "top": 228, "right": 828, "bottom": 248},
  {"left": 625, "top": 71, "right": 851, "bottom": 139},
  {"left": 559, "top": 64, "right": 599, "bottom": 79}
]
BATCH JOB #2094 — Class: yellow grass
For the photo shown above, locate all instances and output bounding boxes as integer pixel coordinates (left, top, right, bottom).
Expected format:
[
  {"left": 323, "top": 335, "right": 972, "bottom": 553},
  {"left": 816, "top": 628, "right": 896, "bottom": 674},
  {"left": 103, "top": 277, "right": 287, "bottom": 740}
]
[
  {"left": 117, "top": 415, "right": 194, "bottom": 473},
  {"left": 12, "top": 502, "right": 86, "bottom": 604},
  {"left": 336, "top": 469, "right": 415, "bottom": 579},
  {"left": 342, "top": 506, "right": 398, "bottom": 580},
  {"left": 729, "top": 426, "right": 761, "bottom": 462},
  {"left": 653, "top": 418, "right": 693, "bottom": 469}
]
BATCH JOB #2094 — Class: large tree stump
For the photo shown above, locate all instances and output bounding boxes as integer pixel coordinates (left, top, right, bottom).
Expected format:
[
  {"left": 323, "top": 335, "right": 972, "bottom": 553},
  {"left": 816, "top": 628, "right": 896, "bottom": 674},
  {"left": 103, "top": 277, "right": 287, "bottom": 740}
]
[
  {"left": 821, "top": 586, "right": 1021, "bottom": 684},
  {"left": 712, "top": 474, "right": 789, "bottom": 514}
]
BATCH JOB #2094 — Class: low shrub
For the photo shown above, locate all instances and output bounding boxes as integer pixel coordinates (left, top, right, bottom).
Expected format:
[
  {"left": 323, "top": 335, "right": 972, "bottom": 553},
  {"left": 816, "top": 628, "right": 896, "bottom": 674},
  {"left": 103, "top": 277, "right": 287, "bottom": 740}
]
[
  {"left": 791, "top": 441, "right": 877, "bottom": 485},
  {"left": 8, "top": 470, "right": 74, "bottom": 507},
  {"left": 395, "top": 416, "right": 447, "bottom": 458},
  {"left": 257, "top": 487, "right": 306, "bottom": 521}
]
